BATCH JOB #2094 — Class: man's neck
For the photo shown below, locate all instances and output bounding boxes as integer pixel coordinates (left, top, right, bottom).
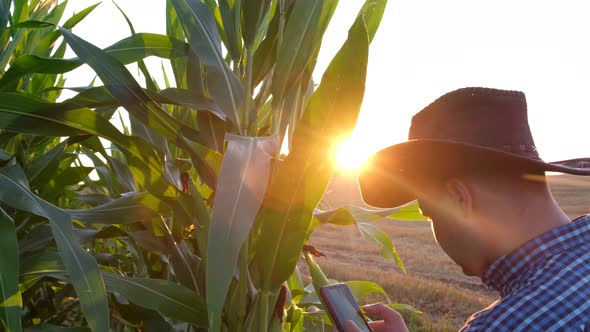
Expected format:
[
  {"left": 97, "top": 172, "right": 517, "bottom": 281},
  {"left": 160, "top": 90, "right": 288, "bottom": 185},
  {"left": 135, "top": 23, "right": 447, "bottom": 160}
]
[{"left": 480, "top": 195, "right": 570, "bottom": 276}]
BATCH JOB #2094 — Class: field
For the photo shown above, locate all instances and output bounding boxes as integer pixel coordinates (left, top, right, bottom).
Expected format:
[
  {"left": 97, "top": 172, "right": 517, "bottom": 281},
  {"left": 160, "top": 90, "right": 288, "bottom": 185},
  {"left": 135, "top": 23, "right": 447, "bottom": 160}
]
[{"left": 305, "top": 174, "right": 590, "bottom": 331}]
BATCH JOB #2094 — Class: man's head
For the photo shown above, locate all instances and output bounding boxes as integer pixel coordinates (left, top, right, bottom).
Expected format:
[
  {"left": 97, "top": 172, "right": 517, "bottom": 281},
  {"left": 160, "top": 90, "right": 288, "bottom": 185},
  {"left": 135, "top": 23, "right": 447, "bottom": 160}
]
[
  {"left": 358, "top": 87, "right": 590, "bottom": 276},
  {"left": 413, "top": 168, "right": 551, "bottom": 276}
]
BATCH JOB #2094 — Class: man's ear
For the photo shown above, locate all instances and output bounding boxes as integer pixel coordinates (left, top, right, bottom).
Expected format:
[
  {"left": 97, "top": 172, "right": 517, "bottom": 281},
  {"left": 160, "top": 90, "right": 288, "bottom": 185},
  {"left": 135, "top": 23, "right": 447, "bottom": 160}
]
[{"left": 444, "top": 178, "right": 473, "bottom": 216}]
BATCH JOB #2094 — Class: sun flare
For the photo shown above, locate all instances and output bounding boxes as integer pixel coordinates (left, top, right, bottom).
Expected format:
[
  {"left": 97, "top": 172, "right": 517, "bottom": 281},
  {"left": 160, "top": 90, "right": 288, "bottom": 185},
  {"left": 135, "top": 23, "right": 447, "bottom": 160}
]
[{"left": 335, "top": 138, "right": 372, "bottom": 174}]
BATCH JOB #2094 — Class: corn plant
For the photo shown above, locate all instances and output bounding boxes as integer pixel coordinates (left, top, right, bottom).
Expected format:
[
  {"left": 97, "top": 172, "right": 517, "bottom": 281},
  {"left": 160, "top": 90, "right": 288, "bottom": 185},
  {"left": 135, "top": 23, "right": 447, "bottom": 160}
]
[{"left": 0, "top": 0, "right": 424, "bottom": 331}]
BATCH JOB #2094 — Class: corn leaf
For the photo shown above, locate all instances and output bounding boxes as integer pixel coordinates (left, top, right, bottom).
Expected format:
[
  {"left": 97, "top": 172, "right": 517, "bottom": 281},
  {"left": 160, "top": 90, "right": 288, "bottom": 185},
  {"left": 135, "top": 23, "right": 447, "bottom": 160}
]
[
  {"left": 25, "top": 140, "right": 67, "bottom": 188},
  {"left": 357, "top": 222, "right": 405, "bottom": 272},
  {"left": 290, "top": 306, "right": 304, "bottom": 332},
  {"left": 251, "top": 8, "right": 278, "bottom": 88},
  {"left": 0, "top": 33, "right": 188, "bottom": 91},
  {"left": 357, "top": 0, "right": 387, "bottom": 42},
  {"left": 19, "top": 251, "right": 208, "bottom": 327},
  {"left": 67, "top": 86, "right": 224, "bottom": 121},
  {"left": 170, "top": 0, "right": 244, "bottom": 129},
  {"left": 165, "top": 0, "right": 190, "bottom": 90},
  {"left": 58, "top": 27, "right": 218, "bottom": 188},
  {"left": 251, "top": 16, "right": 369, "bottom": 291},
  {"left": 314, "top": 202, "right": 426, "bottom": 226},
  {"left": 58, "top": 27, "right": 192, "bottom": 145},
  {"left": 0, "top": 0, "right": 10, "bottom": 30},
  {"left": 68, "top": 192, "right": 170, "bottom": 225},
  {"left": 242, "top": 0, "right": 271, "bottom": 49},
  {"left": 0, "top": 165, "right": 109, "bottom": 332},
  {"left": 300, "top": 280, "right": 389, "bottom": 305},
  {"left": 62, "top": 3, "right": 100, "bottom": 30},
  {"left": 206, "top": 134, "right": 279, "bottom": 331},
  {"left": 0, "top": 92, "right": 179, "bottom": 198},
  {"left": 0, "top": 208, "right": 22, "bottom": 332},
  {"left": 218, "top": 0, "right": 242, "bottom": 60},
  {"left": 113, "top": 304, "right": 176, "bottom": 332},
  {"left": 102, "top": 273, "right": 208, "bottom": 327},
  {"left": 271, "top": 0, "right": 324, "bottom": 102}
]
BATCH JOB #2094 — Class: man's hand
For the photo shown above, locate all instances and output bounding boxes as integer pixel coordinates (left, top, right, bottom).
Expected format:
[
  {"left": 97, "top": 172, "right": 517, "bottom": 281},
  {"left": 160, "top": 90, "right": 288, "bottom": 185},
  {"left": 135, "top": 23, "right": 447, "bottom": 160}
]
[{"left": 342, "top": 303, "right": 409, "bottom": 332}]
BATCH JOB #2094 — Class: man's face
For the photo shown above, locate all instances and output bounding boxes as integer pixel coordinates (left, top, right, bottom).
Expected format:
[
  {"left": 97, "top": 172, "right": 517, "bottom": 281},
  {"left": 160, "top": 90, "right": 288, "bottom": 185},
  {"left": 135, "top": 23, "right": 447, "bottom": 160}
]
[{"left": 417, "top": 185, "right": 482, "bottom": 277}]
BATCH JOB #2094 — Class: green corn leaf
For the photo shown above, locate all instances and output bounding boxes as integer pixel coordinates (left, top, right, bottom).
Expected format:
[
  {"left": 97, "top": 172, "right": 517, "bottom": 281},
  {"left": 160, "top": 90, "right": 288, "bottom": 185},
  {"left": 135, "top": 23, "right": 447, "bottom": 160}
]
[
  {"left": 358, "top": 0, "right": 387, "bottom": 42},
  {"left": 68, "top": 192, "right": 171, "bottom": 225},
  {"left": 0, "top": 56, "right": 79, "bottom": 91},
  {"left": 206, "top": 134, "right": 279, "bottom": 332},
  {"left": 19, "top": 251, "right": 208, "bottom": 327},
  {"left": 74, "top": 226, "right": 128, "bottom": 243},
  {"left": 271, "top": 0, "right": 324, "bottom": 102},
  {"left": 62, "top": 2, "right": 100, "bottom": 30},
  {"left": 0, "top": 165, "right": 109, "bottom": 332},
  {"left": 114, "top": 303, "right": 176, "bottom": 332},
  {"left": 58, "top": 27, "right": 190, "bottom": 145},
  {"left": 19, "top": 224, "right": 53, "bottom": 255},
  {"left": 0, "top": 33, "right": 189, "bottom": 91},
  {"left": 1, "top": 20, "right": 54, "bottom": 30},
  {"left": 170, "top": 0, "right": 244, "bottom": 130},
  {"left": 314, "top": 202, "right": 426, "bottom": 226},
  {"left": 105, "top": 32, "right": 189, "bottom": 63},
  {"left": 346, "top": 281, "right": 391, "bottom": 302},
  {"left": 30, "top": 3, "right": 101, "bottom": 63},
  {"left": 218, "top": 0, "right": 242, "bottom": 60},
  {"left": 357, "top": 222, "right": 405, "bottom": 272},
  {"left": 0, "top": 208, "right": 22, "bottom": 332},
  {"left": 25, "top": 140, "right": 66, "bottom": 187},
  {"left": 59, "top": 27, "right": 218, "bottom": 189},
  {"left": 106, "top": 273, "right": 210, "bottom": 327},
  {"left": 300, "top": 280, "right": 389, "bottom": 306},
  {"left": 0, "top": 0, "right": 10, "bottom": 30},
  {"left": 250, "top": 16, "right": 369, "bottom": 292},
  {"left": 251, "top": 7, "right": 278, "bottom": 88},
  {"left": 290, "top": 306, "right": 304, "bottom": 332},
  {"left": 304, "top": 252, "right": 332, "bottom": 291},
  {"left": 165, "top": 0, "right": 190, "bottom": 90},
  {"left": 169, "top": 239, "right": 201, "bottom": 292},
  {"left": 0, "top": 92, "right": 180, "bottom": 199},
  {"left": 67, "top": 86, "right": 224, "bottom": 121},
  {"left": 112, "top": 0, "right": 168, "bottom": 154},
  {"left": 19, "top": 250, "right": 63, "bottom": 294},
  {"left": 158, "top": 88, "right": 224, "bottom": 119},
  {"left": 242, "top": 0, "right": 271, "bottom": 49}
]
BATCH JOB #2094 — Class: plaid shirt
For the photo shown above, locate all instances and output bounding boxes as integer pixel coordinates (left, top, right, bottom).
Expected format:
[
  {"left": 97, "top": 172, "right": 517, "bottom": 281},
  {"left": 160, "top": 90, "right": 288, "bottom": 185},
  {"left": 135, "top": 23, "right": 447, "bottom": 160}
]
[{"left": 460, "top": 215, "right": 590, "bottom": 331}]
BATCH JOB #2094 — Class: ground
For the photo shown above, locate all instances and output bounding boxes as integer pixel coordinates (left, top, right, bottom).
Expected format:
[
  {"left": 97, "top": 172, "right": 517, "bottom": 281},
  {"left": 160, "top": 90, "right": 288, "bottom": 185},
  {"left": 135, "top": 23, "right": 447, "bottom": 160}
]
[{"left": 304, "top": 174, "right": 590, "bottom": 331}]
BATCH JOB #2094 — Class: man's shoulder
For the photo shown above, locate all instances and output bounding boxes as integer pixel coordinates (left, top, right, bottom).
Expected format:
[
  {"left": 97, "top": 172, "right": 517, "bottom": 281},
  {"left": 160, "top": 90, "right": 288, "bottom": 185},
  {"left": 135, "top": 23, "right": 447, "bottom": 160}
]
[
  {"left": 460, "top": 267, "right": 590, "bottom": 331},
  {"left": 460, "top": 293, "right": 590, "bottom": 331}
]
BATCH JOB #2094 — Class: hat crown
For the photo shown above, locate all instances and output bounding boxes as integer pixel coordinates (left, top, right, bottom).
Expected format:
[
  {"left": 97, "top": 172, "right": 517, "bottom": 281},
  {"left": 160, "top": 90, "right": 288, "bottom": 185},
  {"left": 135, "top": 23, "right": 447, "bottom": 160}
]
[{"left": 409, "top": 87, "right": 540, "bottom": 159}]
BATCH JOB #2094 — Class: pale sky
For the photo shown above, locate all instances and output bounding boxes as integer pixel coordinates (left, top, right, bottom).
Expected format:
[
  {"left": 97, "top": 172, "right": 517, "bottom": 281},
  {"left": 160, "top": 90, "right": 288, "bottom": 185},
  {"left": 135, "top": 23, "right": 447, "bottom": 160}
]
[{"left": 63, "top": 0, "right": 590, "bottom": 164}]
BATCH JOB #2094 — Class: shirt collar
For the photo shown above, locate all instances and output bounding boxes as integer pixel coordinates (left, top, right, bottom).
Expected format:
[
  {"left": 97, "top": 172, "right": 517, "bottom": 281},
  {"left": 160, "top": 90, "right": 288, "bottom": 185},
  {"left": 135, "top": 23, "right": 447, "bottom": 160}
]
[{"left": 482, "top": 215, "right": 590, "bottom": 297}]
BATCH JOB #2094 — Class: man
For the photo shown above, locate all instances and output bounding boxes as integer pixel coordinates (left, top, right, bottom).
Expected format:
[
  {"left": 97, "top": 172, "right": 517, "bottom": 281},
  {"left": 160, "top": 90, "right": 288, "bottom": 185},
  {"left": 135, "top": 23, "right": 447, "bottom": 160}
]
[{"left": 351, "top": 87, "right": 590, "bottom": 331}]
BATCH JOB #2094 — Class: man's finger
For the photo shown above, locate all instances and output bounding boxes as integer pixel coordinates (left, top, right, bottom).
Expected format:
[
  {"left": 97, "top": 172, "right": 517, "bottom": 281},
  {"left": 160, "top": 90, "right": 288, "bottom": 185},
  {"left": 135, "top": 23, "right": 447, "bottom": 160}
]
[
  {"left": 363, "top": 303, "right": 404, "bottom": 322},
  {"left": 368, "top": 320, "right": 385, "bottom": 329}
]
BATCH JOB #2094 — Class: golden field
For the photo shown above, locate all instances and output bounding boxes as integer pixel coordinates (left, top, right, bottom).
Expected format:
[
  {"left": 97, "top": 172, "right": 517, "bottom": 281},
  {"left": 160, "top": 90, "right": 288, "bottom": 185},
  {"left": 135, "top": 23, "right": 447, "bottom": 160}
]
[{"left": 305, "top": 174, "right": 590, "bottom": 331}]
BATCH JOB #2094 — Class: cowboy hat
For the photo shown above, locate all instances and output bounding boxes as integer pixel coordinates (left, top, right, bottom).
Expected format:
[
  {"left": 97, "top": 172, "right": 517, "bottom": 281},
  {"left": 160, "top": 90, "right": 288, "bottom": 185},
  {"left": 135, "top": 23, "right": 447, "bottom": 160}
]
[{"left": 357, "top": 87, "right": 590, "bottom": 208}]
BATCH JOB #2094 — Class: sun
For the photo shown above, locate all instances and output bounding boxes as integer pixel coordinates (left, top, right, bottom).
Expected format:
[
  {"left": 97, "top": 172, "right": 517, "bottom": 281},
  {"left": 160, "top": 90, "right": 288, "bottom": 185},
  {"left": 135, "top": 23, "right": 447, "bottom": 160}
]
[{"left": 334, "top": 137, "right": 372, "bottom": 174}]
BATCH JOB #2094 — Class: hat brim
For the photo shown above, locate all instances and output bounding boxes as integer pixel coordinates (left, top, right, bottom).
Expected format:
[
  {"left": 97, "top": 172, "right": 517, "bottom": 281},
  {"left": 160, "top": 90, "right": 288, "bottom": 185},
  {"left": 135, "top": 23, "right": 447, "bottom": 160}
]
[{"left": 358, "top": 139, "right": 590, "bottom": 208}]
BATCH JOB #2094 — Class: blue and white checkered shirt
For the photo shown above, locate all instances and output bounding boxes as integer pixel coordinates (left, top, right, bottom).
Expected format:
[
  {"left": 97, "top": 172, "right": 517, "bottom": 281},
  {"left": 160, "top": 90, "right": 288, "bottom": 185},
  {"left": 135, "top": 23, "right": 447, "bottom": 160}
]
[{"left": 460, "top": 215, "right": 590, "bottom": 331}]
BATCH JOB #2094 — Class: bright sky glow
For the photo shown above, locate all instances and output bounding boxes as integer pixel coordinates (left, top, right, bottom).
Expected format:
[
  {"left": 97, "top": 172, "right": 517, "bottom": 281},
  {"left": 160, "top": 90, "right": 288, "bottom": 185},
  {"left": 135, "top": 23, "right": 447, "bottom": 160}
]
[
  {"left": 63, "top": 0, "right": 590, "bottom": 167},
  {"left": 334, "top": 137, "right": 370, "bottom": 174}
]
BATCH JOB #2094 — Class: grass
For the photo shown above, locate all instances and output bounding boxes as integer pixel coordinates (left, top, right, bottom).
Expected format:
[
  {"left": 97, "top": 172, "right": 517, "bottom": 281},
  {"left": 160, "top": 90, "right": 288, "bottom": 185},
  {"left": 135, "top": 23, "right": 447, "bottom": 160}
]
[{"left": 305, "top": 174, "right": 590, "bottom": 331}]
